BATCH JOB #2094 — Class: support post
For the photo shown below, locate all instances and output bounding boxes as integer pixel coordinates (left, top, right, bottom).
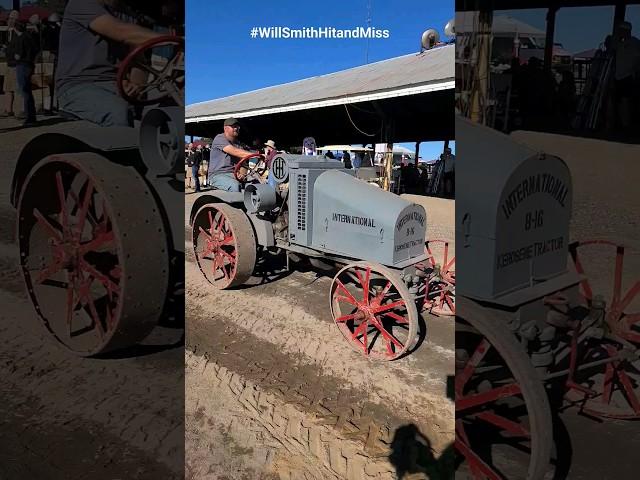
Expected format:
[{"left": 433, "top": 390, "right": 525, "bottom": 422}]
[
  {"left": 470, "top": 9, "right": 492, "bottom": 124},
  {"left": 613, "top": 3, "right": 627, "bottom": 30},
  {"left": 544, "top": 7, "right": 558, "bottom": 75},
  {"left": 414, "top": 142, "right": 420, "bottom": 166}
]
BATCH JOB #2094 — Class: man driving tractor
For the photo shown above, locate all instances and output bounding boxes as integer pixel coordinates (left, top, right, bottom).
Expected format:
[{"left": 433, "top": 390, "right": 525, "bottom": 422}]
[
  {"left": 208, "top": 117, "right": 256, "bottom": 191},
  {"left": 55, "top": 0, "right": 168, "bottom": 127}
]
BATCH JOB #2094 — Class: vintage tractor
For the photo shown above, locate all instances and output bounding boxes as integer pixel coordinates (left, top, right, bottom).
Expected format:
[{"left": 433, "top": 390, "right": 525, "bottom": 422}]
[
  {"left": 454, "top": 117, "right": 640, "bottom": 479},
  {"left": 190, "top": 152, "right": 455, "bottom": 360},
  {"left": 10, "top": 34, "right": 185, "bottom": 356}
]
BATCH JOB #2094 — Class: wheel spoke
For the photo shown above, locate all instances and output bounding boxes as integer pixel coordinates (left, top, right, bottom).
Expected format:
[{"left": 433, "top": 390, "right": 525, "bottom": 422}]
[
  {"left": 383, "top": 311, "right": 410, "bottom": 324},
  {"left": 198, "top": 226, "right": 212, "bottom": 240},
  {"left": 335, "top": 280, "right": 360, "bottom": 307},
  {"left": 369, "top": 317, "right": 403, "bottom": 350},
  {"left": 55, "top": 171, "right": 69, "bottom": 233},
  {"left": 335, "top": 312, "right": 360, "bottom": 323},
  {"left": 80, "top": 260, "right": 120, "bottom": 296},
  {"left": 603, "top": 362, "right": 615, "bottom": 405},
  {"left": 34, "top": 259, "right": 65, "bottom": 284},
  {"left": 475, "top": 411, "right": 530, "bottom": 437},
  {"left": 79, "top": 230, "right": 115, "bottom": 254},
  {"left": 33, "top": 208, "right": 63, "bottom": 241},
  {"left": 456, "top": 338, "right": 491, "bottom": 396},
  {"left": 617, "top": 367, "right": 640, "bottom": 414},
  {"left": 76, "top": 180, "right": 94, "bottom": 236},
  {"left": 618, "top": 281, "right": 640, "bottom": 313},
  {"left": 457, "top": 383, "right": 522, "bottom": 411},
  {"left": 362, "top": 267, "right": 371, "bottom": 305},
  {"left": 371, "top": 299, "right": 405, "bottom": 314},
  {"left": 455, "top": 438, "right": 503, "bottom": 480}
]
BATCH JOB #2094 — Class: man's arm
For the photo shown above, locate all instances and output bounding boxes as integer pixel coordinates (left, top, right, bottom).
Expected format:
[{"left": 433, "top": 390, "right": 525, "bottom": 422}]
[
  {"left": 222, "top": 145, "right": 256, "bottom": 159},
  {"left": 89, "top": 14, "right": 163, "bottom": 46}
]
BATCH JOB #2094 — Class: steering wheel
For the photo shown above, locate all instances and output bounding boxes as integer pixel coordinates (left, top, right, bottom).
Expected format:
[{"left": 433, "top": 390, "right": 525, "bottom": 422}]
[
  {"left": 234, "top": 153, "right": 268, "bottom": 184},
  {"left": 117, "top": 35, "right": 184, "bottom": 107}
]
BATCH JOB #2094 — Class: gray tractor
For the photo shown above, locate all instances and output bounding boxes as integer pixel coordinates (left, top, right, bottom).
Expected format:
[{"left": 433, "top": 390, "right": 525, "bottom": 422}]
[
  {"left": 454, "top": 117, "right": 640, "bottom": 479},
  {"left": 190, "top": 152, "right": 455, "bottom": 360},
  {"left": 10, "top": 34, "right": 185, "bottom": 356}
]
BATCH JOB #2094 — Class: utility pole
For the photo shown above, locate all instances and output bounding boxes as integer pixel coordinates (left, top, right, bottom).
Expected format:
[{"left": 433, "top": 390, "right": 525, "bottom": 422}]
[{"left": 365, "top": 0, "right": 372, "bottom": 63}]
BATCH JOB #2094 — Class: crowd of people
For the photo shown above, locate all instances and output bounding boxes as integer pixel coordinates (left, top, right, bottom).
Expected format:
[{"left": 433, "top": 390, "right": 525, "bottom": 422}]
[
  {"left": 2, "top": 0, "right": 182, "bottom": 129},
  {"left": 1, "top": 8, "right": 60, "bottom": 126},
  {"left": 502, "top": 20, "right": 640, "bottom": 139}
]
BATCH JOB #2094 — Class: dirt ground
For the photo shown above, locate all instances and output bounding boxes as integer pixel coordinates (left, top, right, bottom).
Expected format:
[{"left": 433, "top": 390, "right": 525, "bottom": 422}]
[{"left": 184, "top": 191, "right": 456, "bottom": 480}]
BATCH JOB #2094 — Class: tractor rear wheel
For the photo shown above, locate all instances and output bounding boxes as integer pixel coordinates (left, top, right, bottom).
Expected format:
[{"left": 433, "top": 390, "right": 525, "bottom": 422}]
[
  {"left": 17, "top": 153, "right": 170, "bottom": 356},
  {"left": 192, "top": 203, "right": 256, "bottom": 289}
]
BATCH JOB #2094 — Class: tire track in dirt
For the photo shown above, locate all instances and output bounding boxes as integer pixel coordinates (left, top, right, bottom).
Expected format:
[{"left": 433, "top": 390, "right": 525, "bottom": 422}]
[
  {"left": 186, "top": 300, "right": 444, "bottom": 479},
  {"left": 186, "top": 256, "right": 454, "bottom": 449},
  {"left": 0, "top": 250, "right": 184, "bottom": 477}
]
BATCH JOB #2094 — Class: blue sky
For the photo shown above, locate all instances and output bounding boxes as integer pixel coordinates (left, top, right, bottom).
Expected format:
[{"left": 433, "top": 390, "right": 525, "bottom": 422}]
[{"left": 187, "top": 0, "right": 454, "bottom": 160}]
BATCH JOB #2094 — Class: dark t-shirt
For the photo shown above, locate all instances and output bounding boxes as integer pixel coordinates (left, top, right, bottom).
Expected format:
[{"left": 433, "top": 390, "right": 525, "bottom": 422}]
[
  {"left": 210, "top": 133, "right": 238, "bottom": 174},
  {"left": 55, "top": 0, "right": 127, "bottom": 92}
]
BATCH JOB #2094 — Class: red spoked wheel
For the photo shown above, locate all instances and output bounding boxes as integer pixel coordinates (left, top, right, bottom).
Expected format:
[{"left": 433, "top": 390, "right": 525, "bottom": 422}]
[
  {"left": 330, "top": 262, "right": 418, "bottom": 361},
  {"left": 569, "top": 240, "right": 640, "bottom": 343},
  {"left": 117, "top": 35, "right": 184, "bottom": 106},
  {"left": 17, "top": 154, "right": 169, "bottom": 356},
  {"left": 192, "top": 203, "right": 256, "bottom": 289},
  {"left": 417, "top": 240, "right": 455, "bottom": 316},
  {"left": 564, "top": 339, "right": 640, "bottom": 419},
  {"left": 455, "top": 300, "right": 552, "bottom": 480},
  {"left": 233, "top": 153, "right": 267, "bottom": 184},
  {"left": 560, "top": 240, "right": 640, "bottom": 418}
]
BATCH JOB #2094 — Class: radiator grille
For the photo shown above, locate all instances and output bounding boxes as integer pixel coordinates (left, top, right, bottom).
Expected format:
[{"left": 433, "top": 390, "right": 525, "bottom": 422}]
[{"left": 297, "top": 174, "right": 307, "bottom": 231}]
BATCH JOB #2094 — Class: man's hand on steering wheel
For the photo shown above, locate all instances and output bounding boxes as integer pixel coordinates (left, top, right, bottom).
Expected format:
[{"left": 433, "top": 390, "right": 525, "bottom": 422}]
[{"left": 234, "top": 153, "right": 268, "bottom": 184}]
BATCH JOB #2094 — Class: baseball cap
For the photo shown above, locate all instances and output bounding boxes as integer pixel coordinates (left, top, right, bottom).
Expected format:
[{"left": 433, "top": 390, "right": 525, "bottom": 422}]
[{"left": 224, "top": 117, "right": 240, "bottom": 127}]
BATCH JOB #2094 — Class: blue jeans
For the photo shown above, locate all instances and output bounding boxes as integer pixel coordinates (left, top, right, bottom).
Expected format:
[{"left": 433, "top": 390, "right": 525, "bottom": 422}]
[
  {"left": 191, "top": 163, "right": 201, "bottom": 191},
  {"left": 57, "top": 82, "right": 132, "bottom": 127},
  {"left": 15, "top": 63, "right": 36, "bottom": 122},
  {"left": 208, "top": 172, "right": 240, "bottom": 192}
]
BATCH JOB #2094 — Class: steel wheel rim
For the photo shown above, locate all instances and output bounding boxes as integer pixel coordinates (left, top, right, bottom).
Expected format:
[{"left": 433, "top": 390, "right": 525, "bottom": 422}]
[
  {"left": 193, "top": 205, "right": 239, "bottom": 289},
  {"left": 456, "top": 321, "right": 539, "bottom": 479},
  {"left": 18, "top": 159, "right": 124, "bottom": 355},
  {"left": 330, "top": 263, "right": 417, "bottom": 361}
]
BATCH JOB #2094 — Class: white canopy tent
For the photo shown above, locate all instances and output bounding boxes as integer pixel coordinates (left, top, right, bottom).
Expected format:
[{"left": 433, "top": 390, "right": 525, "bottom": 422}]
[{"left": 316, "top": 145, "right": 373, "bottom": 152}]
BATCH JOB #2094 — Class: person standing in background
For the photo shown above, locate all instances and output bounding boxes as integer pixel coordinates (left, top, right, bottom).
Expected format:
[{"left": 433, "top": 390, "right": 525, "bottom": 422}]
[
  {"left": 1, "top": 11, "right": 20, "bottom": 118},
  {"left": 8, "top": 20, "right": 38, "bottom": 126}
]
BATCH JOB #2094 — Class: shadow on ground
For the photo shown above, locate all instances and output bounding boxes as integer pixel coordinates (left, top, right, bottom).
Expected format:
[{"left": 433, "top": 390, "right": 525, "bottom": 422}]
[{"left": 389, "top": 424, "right": 454, "bottom": 479}]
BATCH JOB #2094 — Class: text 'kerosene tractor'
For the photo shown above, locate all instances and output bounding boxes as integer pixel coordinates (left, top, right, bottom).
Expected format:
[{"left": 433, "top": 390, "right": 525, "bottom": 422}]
[
  {"left": 190, "top": 152, "right": 456, "bottom": 361},
  {"left": 455, "top": 117, "right": 640, "bottom": 479}
]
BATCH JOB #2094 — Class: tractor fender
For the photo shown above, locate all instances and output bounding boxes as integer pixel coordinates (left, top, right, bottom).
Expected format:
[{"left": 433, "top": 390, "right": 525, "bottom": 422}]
[
  {"left": 10, "top": 124, "right": 140, "bottom": 207},
  {"left": 189, "top": 191, "right": 275, "bottom": 247}
]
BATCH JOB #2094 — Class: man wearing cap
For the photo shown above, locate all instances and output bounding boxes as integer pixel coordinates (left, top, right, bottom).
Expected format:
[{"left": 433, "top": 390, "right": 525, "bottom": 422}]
[
  {"left": 208, "top": 118, "right": 256, "bottom": 191},
  {"left": 55, "top": 0, "right": 166, "bottom": 127}
]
